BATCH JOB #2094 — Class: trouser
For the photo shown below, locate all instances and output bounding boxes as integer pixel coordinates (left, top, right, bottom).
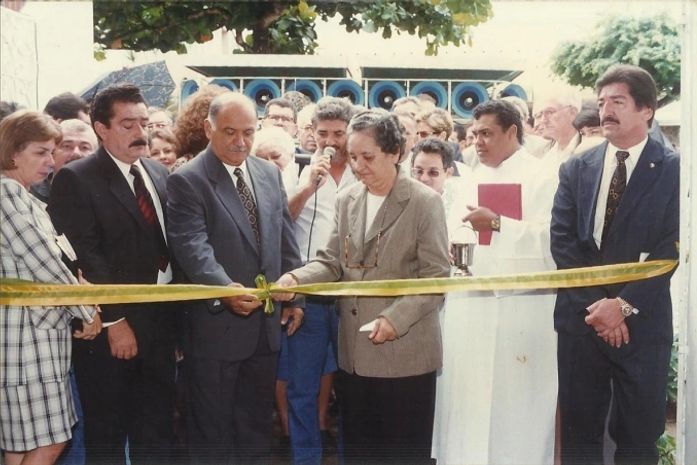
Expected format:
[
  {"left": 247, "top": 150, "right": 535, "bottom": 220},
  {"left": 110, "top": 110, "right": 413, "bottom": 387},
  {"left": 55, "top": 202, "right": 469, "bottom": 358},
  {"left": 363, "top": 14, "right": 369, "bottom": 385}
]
[
  {"left": 336, "top": 369, "right": 437, "bottom": 465},
  {"left": 558, "top": 332, "right": 671, "bottom": 465},
  {"left": 287, "top": 299, "right": 339, "bottom": 465},
  {"left": 186, "top": 328, "right": 278, "bottom": 465},
  {"left": 74, "top": 326, "right": 176, "bottom": 465}
]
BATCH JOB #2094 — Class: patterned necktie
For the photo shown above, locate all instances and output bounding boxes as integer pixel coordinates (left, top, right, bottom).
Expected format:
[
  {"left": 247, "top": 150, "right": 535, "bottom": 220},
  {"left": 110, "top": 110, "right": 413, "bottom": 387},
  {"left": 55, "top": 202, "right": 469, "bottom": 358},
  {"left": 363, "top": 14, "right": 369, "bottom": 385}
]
[
  {"left": 234, "top": 167, "right": 260, "bottom": 246},
  {"left": 130, "top": 165, "right": 169, "bottom": 271},
  {"left": 602, "top": 150, "right": 630, "bottom": 243}
]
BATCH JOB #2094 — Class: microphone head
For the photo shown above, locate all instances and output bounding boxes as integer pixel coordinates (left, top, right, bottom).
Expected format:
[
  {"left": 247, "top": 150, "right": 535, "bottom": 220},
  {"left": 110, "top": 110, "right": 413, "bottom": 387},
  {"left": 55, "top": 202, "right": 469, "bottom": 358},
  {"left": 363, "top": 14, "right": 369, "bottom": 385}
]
[{"left": 323, "top": 146, "right": 336, "bottom": 160}]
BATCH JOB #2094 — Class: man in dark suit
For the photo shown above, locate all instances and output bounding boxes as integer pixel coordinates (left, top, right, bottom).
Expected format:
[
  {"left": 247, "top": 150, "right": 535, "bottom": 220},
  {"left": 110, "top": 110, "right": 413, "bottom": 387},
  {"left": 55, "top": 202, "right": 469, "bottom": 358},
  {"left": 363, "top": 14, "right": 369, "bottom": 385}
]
[
  {"left": 48, "top": 85, "right": 176, "bottom": 465},
  {"left": 551, "top": 64, "right": 679, "bottom": 465},
  {"left": 166, "top": 92, "right": 304, "bottom": 464}
]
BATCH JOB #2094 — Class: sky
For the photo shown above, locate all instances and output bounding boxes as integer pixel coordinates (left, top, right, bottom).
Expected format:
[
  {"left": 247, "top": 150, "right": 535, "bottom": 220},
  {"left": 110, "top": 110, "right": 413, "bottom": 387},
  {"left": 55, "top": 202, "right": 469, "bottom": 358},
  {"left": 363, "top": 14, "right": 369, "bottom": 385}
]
[{"left": 10, "top": 0, "right": 685, "bottom": 108}]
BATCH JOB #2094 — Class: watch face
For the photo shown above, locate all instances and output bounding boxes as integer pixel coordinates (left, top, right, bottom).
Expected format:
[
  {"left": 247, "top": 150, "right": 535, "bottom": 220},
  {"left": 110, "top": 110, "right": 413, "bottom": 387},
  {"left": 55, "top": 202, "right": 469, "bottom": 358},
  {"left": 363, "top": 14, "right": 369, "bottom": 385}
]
[{"left": 621, "top": 305, "right": 633, "bottom": 317}]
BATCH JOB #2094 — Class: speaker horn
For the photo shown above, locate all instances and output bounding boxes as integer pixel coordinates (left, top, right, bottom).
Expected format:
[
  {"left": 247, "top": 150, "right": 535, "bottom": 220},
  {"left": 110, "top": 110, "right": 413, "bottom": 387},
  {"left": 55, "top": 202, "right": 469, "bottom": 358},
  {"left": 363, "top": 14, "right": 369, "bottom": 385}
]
[
  {"left": 368, "top": 81, "right": 406, "bottom": 110},
  {"left": 180, "top": 80, "right": 199, "bottom": 106},
  {"left": 409, "top": 81, "right": 448, "bottom": 109},
  {"left": 499, "top": 83, "right": 528, "bottom": 102},
  {"left": 243, "top": 79, "right": 282, "bottom": 114},
  {"left": 286, "top": 80, "right": 323, "bottom": 103},
  {"left": 327, "top": 80, "right": 364, "bottom": 105},
  {"left": 209, "top": 78, "right": 238, "bottom": 91},
  {"left": 451, "top": 82, "right": 488, "bottom": 118}
]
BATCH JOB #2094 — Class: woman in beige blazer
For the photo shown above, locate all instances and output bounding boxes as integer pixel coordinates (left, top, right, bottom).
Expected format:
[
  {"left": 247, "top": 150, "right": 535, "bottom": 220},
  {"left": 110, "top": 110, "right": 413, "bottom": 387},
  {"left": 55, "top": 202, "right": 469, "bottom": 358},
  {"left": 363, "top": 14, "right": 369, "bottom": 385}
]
[{"left": 276, "top": 109, "right": 450, "bottom": 465}]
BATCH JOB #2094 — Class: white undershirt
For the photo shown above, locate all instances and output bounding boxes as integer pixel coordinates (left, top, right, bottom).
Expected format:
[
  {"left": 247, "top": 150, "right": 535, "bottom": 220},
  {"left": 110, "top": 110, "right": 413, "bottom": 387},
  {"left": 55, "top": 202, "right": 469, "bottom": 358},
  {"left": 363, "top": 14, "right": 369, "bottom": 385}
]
[
  {"left": 592, "top": 137, "right": 647, "bottom": 249},
  {"left": 365, "top": 192, "right": 386, "bottom": 238}
]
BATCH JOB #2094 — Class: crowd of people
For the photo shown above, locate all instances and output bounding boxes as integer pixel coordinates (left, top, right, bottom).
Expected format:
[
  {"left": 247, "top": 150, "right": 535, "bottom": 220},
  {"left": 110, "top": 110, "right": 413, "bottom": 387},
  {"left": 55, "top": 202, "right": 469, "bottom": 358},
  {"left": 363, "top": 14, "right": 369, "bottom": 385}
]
[{"left": 0, "top": 62, "right": 679, "bottom": 465}]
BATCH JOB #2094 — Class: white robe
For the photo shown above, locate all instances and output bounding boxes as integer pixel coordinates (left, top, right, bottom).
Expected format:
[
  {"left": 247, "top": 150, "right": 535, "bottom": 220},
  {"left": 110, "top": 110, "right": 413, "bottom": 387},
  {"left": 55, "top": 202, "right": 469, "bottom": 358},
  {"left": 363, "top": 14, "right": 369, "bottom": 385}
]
[{"left": 433, "top": 148, "right": 559, "bottom": 465}]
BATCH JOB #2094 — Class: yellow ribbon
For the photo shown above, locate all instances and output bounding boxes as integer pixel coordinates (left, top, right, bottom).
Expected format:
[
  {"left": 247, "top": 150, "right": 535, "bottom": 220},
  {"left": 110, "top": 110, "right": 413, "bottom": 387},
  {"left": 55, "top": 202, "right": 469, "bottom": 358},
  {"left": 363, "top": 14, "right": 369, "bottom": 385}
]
[{"left": 0, "top": 260, "right": 676, "bottom": 308}]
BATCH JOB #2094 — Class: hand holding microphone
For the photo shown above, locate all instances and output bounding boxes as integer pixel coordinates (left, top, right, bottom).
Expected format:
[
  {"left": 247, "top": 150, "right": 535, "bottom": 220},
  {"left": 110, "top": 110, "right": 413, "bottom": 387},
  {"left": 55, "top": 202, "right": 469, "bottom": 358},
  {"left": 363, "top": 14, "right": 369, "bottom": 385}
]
[{"left": 315, "top": 146, "right": 336, "bottom": 186}]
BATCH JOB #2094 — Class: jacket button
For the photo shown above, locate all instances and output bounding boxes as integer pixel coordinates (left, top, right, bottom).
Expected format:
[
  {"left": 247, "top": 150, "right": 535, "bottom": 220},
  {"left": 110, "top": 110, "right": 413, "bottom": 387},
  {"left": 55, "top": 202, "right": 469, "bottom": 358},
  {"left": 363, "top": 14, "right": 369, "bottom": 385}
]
[{"left": 351, "top": 309, "right": 357, "bottom": 316}]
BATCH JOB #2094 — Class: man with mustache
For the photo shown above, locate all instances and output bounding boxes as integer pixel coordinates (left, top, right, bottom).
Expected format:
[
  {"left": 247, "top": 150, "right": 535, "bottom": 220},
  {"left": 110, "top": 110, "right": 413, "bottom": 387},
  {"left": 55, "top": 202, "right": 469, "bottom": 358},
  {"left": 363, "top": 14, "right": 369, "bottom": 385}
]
[
  {"left": 167, "top": 92, "right": 304, "bottom": 464},
  {"left": 551, "top": 64, "right": 680, "bottom": 464},
  {"left": 49, "top": 85, "right": 176, "bottom": 464}
]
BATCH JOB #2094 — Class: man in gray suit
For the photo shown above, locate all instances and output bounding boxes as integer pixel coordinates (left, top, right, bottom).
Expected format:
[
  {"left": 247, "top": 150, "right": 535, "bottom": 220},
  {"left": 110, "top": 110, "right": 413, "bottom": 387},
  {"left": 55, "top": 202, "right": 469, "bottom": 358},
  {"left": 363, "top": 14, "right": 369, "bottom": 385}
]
[{"left": 166, "top": 92, "right": 304, "bottom": 464}]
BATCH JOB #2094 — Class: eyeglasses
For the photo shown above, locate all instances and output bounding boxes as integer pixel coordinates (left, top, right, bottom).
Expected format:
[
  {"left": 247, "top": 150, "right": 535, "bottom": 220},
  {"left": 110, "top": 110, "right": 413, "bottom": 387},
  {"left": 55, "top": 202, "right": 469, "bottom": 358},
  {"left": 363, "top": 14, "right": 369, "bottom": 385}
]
[
  {"left": 344, "top": 232, "right": 381, "bottom": 269},
  {"left": 411, "top": 167, "right": 443, "bottom": 178},
  {"left": 267, "top": 114, "right": 295, "bottom": 124},
  {"left": 416, "top": 130, "right": 434, "bottom": 138},
  {"left": 147, "top": 122, "right": 169, "bottom": 130}
]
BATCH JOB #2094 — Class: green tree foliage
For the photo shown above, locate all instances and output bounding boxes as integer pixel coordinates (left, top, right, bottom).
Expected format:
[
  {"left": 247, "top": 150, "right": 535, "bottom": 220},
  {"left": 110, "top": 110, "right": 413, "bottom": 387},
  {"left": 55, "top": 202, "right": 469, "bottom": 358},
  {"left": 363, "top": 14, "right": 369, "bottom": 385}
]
[
  {"left": 93, "top": 0, "right": 493, "bottom": 56},
  {"left": 551, "top": 15, "right": 680, "bottom": 107}
]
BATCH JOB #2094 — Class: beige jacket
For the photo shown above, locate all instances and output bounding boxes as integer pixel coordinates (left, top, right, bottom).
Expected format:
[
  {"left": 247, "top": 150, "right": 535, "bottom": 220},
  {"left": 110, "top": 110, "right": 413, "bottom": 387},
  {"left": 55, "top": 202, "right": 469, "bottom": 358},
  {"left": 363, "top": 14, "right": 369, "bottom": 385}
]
[{"left": 291, "top": 168, "right": 450, "bottom": 378}]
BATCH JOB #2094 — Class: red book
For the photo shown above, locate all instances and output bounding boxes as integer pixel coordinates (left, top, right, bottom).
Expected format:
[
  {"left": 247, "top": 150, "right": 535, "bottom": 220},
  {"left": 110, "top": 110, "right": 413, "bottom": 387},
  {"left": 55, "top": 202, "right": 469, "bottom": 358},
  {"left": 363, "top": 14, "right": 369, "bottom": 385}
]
[{"left": 477, "top": 183, "right": 522, "bottom": 245}]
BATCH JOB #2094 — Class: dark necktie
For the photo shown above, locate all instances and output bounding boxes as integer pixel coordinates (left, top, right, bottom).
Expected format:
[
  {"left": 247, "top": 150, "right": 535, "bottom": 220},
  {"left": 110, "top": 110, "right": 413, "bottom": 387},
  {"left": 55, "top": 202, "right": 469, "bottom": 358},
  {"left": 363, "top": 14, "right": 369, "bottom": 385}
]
[
  {"left": 130, "top": 165, "right": 169, "bottom": 271},
  {"left": 602, "top": 150, "right": 630, "bottom": 243},
  {"left": 234, "top": 167, "right": 260, "bottom": 246}
]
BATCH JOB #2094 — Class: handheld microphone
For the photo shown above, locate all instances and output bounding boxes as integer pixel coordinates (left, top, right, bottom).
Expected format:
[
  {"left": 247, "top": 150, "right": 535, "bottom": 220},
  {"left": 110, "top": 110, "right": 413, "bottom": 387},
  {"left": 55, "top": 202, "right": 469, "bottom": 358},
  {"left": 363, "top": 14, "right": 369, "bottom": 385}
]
[{"left": 316, "top": 146, "right": 336, "bottom": 185}]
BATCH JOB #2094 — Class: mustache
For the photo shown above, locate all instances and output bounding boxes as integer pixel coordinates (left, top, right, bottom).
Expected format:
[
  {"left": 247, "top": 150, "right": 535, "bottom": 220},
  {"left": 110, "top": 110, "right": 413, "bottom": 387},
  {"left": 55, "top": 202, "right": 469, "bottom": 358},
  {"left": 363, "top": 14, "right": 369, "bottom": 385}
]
[
  {"left": 601, "top": 116, "right": 620, "bottom": 125},
  {"left": 130, "top": 139, "right": 147, "bottom": 147}
]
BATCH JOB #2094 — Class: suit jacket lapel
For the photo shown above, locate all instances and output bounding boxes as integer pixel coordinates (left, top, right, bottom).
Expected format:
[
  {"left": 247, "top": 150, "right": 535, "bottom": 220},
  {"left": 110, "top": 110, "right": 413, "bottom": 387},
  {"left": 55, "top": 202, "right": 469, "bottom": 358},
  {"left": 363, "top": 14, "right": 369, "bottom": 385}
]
[
  {"left": 203, "top": 149, "right": 259, "bottom": 253},
  {"left": 347, "top": 187, "right": 367, "bottom": 260},
  {"left": 141, "top": 158, "right": 167, "bottom": 215},
  {"left": 98, "top": 148, "right": 151, "bottom": 232},
  {"left": 581, "top": 143, "right": 606, "bottom": 249},
  {"left": 608, "top": 138, "right": 663, "bottom": 237}
]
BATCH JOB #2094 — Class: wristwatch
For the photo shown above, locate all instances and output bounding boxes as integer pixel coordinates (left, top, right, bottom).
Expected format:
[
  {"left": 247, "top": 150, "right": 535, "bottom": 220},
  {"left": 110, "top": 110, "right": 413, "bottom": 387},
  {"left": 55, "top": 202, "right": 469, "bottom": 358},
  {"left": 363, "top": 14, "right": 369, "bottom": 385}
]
[
  {"left": 490, "top": 214, "right": 501, "bottom": 232},
  {"left": 617, "top": 297, "right": 638, "bottom": 317}
]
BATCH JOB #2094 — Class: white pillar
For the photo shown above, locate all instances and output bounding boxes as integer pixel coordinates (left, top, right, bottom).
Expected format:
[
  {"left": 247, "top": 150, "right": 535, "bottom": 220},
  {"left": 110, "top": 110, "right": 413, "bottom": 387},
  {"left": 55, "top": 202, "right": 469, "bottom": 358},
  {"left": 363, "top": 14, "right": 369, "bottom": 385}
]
[{"left": 677, "top": 0, "right": 696, "bottom": 463}]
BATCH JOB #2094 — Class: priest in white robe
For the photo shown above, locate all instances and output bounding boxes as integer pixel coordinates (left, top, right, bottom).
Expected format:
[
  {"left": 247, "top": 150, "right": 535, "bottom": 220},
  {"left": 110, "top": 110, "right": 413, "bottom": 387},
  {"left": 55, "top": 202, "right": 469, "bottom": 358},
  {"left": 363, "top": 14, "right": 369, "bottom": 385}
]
[{"left": 432, "top": 100, "right": 559, "bottom": 465}]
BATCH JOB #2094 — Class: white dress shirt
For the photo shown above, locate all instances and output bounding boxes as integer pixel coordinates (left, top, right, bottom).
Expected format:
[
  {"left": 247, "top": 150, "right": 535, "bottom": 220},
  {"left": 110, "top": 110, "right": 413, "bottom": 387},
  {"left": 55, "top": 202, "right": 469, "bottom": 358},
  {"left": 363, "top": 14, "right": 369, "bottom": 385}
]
[
  {"left": 593, "top": 137, "right": 647, "bottom": 249},
  {"left": 106, "top": 151, "right": 172, "bottom": 283}
]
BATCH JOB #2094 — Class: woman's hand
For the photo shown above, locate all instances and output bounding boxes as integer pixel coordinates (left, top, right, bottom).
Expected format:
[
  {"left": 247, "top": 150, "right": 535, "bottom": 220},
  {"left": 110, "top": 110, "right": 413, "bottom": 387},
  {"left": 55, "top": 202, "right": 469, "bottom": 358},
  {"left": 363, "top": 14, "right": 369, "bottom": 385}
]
[
  {"left": 273, "top": 273, "right": 298, "bottom": 302},
  {"left": 369, "top": 317, "right": 398, "bottom": 344}
]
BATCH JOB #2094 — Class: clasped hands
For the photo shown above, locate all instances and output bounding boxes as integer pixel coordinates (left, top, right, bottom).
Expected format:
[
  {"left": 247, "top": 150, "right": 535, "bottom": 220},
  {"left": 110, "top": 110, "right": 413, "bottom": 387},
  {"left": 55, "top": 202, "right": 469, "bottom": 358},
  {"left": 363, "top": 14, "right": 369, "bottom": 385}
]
[
  {"left": 221, "top": 281, "right": 304, "bottom": 335},
  {"left": 585, "top": 297, "right": 630, "bottom": 348}
]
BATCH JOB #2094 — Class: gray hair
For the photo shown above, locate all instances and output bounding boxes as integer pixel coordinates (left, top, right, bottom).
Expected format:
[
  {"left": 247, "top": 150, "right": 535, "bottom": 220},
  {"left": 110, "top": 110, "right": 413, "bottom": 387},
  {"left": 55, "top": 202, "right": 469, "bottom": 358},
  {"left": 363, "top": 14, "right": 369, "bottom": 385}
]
[
  {"left": 251, "top": 126, "right": 296, "bottom": 157},
  {"left": 59, "top": 118, "right": 98, "bottom": 147},
  {"left": 348, "top": 108, "right": 405, "bottom": 157}
]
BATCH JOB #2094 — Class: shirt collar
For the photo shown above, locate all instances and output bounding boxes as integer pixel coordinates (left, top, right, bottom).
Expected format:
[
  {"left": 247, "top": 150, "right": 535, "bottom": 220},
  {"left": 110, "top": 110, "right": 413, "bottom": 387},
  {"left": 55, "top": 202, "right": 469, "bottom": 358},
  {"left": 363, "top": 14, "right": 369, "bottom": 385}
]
[
  {"left": 605, "top": 136, "right": 648, "bottom": 166},
  {"left": 105, "top": 149, "right": 145, "bottom": 178}
]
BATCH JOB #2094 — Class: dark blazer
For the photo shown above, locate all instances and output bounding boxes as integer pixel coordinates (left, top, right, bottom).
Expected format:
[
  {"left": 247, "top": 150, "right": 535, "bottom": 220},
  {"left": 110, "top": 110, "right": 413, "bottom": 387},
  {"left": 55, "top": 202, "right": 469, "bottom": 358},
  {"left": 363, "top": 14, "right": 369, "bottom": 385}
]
[
  {"left": 166, "top": 147, "right": 303, "bottom": 362},
  {"left": 48, "top": 147, "right": 173, "bottom": 346},
  {"left": 550, "top": 138, "right": 679, "bottom": 344}
]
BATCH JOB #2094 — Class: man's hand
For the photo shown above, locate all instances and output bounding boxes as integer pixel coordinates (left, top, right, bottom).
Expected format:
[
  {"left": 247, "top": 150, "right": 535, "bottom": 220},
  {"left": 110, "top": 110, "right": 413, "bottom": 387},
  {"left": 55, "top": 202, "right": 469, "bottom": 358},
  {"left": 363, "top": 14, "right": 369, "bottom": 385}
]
[
  {"left": 282, "top": 307, "right": 304, "bottom": 336},
  {"left": 221, "top": 282, "right": 262, "bottom": 316},
  {"left": 463, "top": 205, "right": 498, "bottom": 232},
  {"left": 108, "top": 319, "right": 138, "bottom": 360},
  {"left": 585, "top": 298, "right": 629, "bottom": 347},
  {"left": 306, "top": 152, "right": 331, "bottom": 189},
  {"left": 73, "top": 310, "right": 102, "bottom": 340},
  {"left": 368, "top": 317, "right": 398, "bottom": 345},
  {"left": 273, "top": 273, "right": 298, "bottom": 302}
]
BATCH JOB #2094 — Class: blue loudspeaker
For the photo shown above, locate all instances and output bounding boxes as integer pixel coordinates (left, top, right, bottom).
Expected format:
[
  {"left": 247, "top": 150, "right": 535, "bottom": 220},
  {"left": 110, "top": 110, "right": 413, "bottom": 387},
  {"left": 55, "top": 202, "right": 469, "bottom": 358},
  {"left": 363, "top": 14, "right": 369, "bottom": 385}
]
[
  {"left": 409, "top": 81, "right": 448, "bottom": 109},
  {"left": 209, "top": 78, "right": 238, "bottom": 91},
  {"left": 286, "top": 80, "right": 323, "bottom": 103},
  {"left": 243, "top": 79, "right": 282, "bottom": 113},
  {"left": 180, "top": 80, "right": 199, "bottom": 106},
  {"left": 500, "top": 83, "right": 528, "bottom": 101},
  {"left": 327, "top": 80, "right": 364, "bottom": 105},
  {"left": 368, "top": 81, "right": 406, "bottom": 110},
  {"left": 451, "top": 82, "right": 489, "bottom": 118}
]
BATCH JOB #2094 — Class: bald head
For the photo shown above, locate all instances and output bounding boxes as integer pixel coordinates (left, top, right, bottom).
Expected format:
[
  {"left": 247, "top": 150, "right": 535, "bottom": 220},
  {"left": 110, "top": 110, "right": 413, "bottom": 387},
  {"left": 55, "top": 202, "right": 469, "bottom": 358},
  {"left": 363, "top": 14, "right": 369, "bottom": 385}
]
[
  {"left": 207, "top": 92, "right": 257, "bottom": 126},
  {"left": 204, "top": 92, "right": 258, "bottom": 166}
]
